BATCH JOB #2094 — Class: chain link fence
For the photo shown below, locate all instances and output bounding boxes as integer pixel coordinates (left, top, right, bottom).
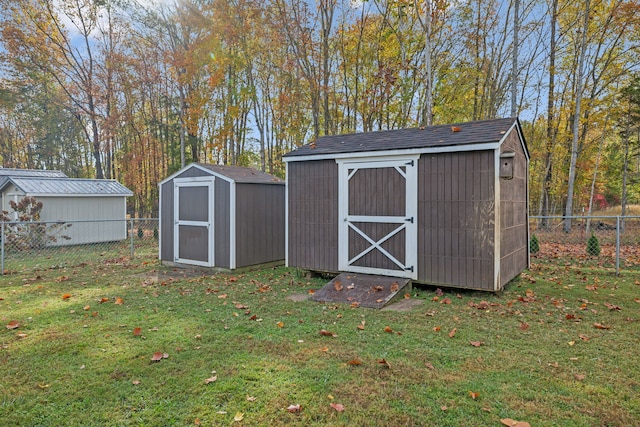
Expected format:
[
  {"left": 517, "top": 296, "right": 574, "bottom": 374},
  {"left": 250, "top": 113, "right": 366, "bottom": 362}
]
[
  {"left": 529, "top": 216, "right": 640, "bottom": 273},
  {"left": 1, "top": 218, "right": 158, "bottom": 274}
]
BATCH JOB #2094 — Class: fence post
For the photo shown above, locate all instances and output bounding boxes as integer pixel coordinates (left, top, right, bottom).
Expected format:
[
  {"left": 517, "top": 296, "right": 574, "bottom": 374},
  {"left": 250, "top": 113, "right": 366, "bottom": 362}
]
[
  {"left": 616, "top": 216, "right": 620, "bottom": 275},
  {"left": 130, "top": 218, "right": 135, "bottom": 259},
  {"left": 1, "top": 221, "right": 4, "bottom": 276}
]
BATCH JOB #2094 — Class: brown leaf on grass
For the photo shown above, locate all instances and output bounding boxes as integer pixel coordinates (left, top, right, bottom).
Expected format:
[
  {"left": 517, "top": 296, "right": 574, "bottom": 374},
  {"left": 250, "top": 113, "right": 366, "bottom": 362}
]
[
  {"left": 440, "top": 297, "right": 452, "bottom": 305},
  {"left": 574, "top": 373, "right": 586, "bottom": 381},
  {"left": 276, "top": 321, "right": 284, "bottom": 328},
  {"left": 151, "top": 352, "right": 169, "bottom": 362},
  {"left": 319, "top": 329, "right": 336, "bottom": 337},
  {"left": 218, "top": 294, "right": 227, "bottom": 299},
  {"left": 17, "top": 333, "right": 28, "bottom": 338},
  {"left": 470, "top": 341, "right": 483, "bottom": 347},
  {"left": 448, "top": 328, "right": 457, "bottom": 338},
  {"left": 249, "top": 314, "right": 258, "bottom": 321},
  {"left": 204, "top": 376, "right": 217, "bottom": 384},
  {"left": 425, "top": 362, "right": 436, "bottom": 370},
  {"left": 357, "top": 321, "right": 365, "bottom": 330},
  {"left": 578, "top": 334, "right": 589, "bottom": 341},
  {"left": 233, "top": 412, "right": 244, "bottom": 421},
  {"left": 56, "top": 276, "right": 69, "bottom": 282},
  {"left": 330, "top": 403, "right": 345, "bottom": 412},
  {"left": 433, "top": 326, "right": 441, "bottom": 332},
  {"left": 519, "top": 322, "right": 530, "bottom": 331},
  {"left": 435, "top": 288, "right": 444, "bottom": 296},
  {"left": 377, "top": 358, "right": 391, "bottom": 369},
  {"left": 351, "top": 301, "right": 360, "bottom": 309},
  {"left": 347, "top": 358, "right": 362, "bottom": 366},
  {"left": 308, "top": 289, "right": 316, "bottom": 295},
  {"left": 384, "top": 326, "right": 393, "bottom": 333},
  {"left": 334, "top": 281, "right": 343, "bottom": 291},
  {"left": 501, "top": 418, "right": 531, "bottom": 427},
  {"left": 287, "top": 404, "right": 301, "bottom": 413},
  {"left": 62, "top": 293, "right": 72, "bottom": 300},
  {"left": 99, "top": 297, "right": 109, "bottom": 303},
  {"left": 83, "top": 305, "right": 90, "bottom": 311},
  {"left": 133, "top": 327, "right": 142, "bottom": 336},
  {"left": 235, "top": 303, "right": 248, "bottom": 309},
  {"left": 6, "top": 320, "right": 20, "bottom": 330},
  {"left": 604, "top": 302, "right": 621, "bottom": 311},
  {"left": 593, "top": 322, "right": 611, "bottom": 330},
  {"left": 469, "top": 391, "right": 479, "bottom": 399},
  {"left": 114, "top": 297, "right": 124, "bottom": 305}
]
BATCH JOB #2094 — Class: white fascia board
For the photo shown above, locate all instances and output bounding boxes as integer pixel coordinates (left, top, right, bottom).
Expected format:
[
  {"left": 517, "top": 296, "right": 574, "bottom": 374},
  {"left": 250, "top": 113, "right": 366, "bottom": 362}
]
[
  {"left": 158, "top": 163, "right": 213, "bottom": 186},
  {"left": 502, "top": 120, "right": 530, "bottom": 161},
  {"left": 493, "top": 148, "right": 501, "bottom": 291},
  {"left": 284, "top": 142, "right": 501, "bottom": 163},
  {"left": 229, "top": 180, "right": 237, "bottom": 269},
  {"left": 284, "top": 161, "right": 289, "bottom": 268}
]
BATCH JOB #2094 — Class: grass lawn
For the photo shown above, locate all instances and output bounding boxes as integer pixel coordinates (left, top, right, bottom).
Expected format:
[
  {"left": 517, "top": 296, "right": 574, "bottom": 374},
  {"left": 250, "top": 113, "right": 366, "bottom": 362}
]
[{"left": 1, "top": 253, "right": 639, "bottom": 426}]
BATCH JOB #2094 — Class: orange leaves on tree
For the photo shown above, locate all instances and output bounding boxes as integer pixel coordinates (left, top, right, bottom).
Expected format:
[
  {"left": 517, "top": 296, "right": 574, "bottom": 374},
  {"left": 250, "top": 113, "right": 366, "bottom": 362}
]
[
  {"left": 6, "top": 320, "right": 20, "bottom": 329},
  {"left": 62, "top": 293, "right": 72, "bottom": 300}
]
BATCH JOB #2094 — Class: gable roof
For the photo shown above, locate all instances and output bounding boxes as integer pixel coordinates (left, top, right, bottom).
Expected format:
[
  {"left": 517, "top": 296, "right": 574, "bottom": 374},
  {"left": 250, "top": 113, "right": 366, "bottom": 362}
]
[
  {"left": 196, "top": 164, "right": 284, "bottom": 184},
  {"left": 160, "top": 163, "right": 284, "bottom": 186},
  {"left": 0, "top": 177, "right": 133, "bottom": 197},
  {"left": 284, "top": 118, "right": 525, "bottom": 159}
]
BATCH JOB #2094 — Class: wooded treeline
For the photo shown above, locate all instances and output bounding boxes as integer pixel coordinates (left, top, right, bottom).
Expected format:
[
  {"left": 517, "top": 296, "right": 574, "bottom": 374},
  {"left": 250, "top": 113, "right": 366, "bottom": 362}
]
[{"left": 0, "top": 0, "right": 639, "bottom": 218}]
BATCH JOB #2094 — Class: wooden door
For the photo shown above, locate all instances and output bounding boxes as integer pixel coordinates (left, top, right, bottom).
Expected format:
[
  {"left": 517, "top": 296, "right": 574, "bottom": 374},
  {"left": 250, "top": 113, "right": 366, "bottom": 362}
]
[
  {"left": 338, "top": 157, "right": 418, "bottom": 279},
  {"left": 173, "top": 177, "right": 214, "bottom": 267}
]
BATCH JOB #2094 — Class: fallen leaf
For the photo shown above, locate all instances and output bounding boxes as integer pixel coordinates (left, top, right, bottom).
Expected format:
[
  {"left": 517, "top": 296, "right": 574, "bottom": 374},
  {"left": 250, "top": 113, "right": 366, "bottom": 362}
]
[
  {"left": 218, "top": 294, "right": 227, "bottom": 299},
  {"left": 593, "top": 322, "right": 611, "bottom": 330},
  {"left": 334, "top": 281, "right": 343, "bottom": 291},
  {"left": 574, "top": 373, "right": 586, "bottom": 381},
  {"left": 133, "top": 327, "right": 142, "bottom": 336},
  {"left": 247, "top": 396, "right": 257, "bottom": 402},
  {"left": 604, "top": 302, "right": 621, "bottom": 311},
  {"left": 233, "top": 412, "right": 244, "bottom": 421},
  {"left": 441, "top": 405, "right": 448, "bottom": 411},
  {"left": 440, "top": 297, "right": 452, "bottom": 305},
  {"left": 83, "top": 305, "right": 90, "bottom": 311},
  {"left": 204, "top": 376, "right": 217, "bottom": 384},
  {"left": 99, "top": 297, "right": 109, "bottom": 303},
  {"left": 151, "top": 352, "right": 168, "bottom": 361},
  {"left": 347, "top": 358, "right": 362, "bottom": 366},
  {"left": 470, "top": 341, "right": 483, "bottom": 347},
  {"left": 357, "top": 322, "right": 365, "bottom": 330},
  {"left": 235, "top": 303, "right": 248, "bottom": 309},
  {"left": 347, "top": 283, "right": 355, "bottom": 290},
  {"left": 501, "top": 418, "right": 531, "bottom": 427},
  {"left": 436, "top": 288, "right": 444, "bottom": 296},
  {"left": 330, "top": 402, "right": 345, "bottom": 412},
  {"left": 62, "top": 293, "right": 72, "bottom": 300},
  {"left": 276, "top": 321, "right": 284, "bottom": 328},
  {"left": 287, "top": 404, "right": 301, "bottom": 413},
  {"left": 448, "top": 328, "right": 457, "bottom": 338},
  {"left": 319, "top": 329, "right": 336, "bottom": 337},
  {"left": 6, "top": 320, "right": 20, "bottom": 330},
  {"left": 17, "top": 333, "right": 28, "bottom": 338},
  {"left": 578, "top": 334, "right": 589, "bottom": 341},
  {"left": 132, "top": 380, "right": 141, "bottom": 385},
  {"left": 350, "top": 301, "right": 360, "bottom": 308},
  {"left": 519, "top": 322, "right": 530, "bottom": 331},
  {"left": 115, "top": 297, "right": 124, "bottom": 305},
  {"left": 384, "top": 326, "right": 393, "bottom": 333},
  {"left": 390, "top": 282, "right": 399, "bottom": 292},
  {"left": 425, "top": 362, "right": 436, "bottom": 370},
  {"left": 433, "top": 326, "right": 441, "bottom": 332},
  {"left": 377, "top": 358, "right": 391, "bottom": 369},
  {"left": 249, "top": 314, "right": 258, "bottom": 320},
  {"left": 469, "top": 391, "right": 479, "bottom": 399}
]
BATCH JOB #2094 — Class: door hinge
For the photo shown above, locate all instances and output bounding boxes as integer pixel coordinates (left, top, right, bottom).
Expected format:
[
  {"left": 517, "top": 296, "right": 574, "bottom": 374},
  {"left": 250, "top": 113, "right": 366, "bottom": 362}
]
[
  {"left": 406, "top": 217, "right": 414, "bottom": 223},
  {"left": 404, "top": 266, "right": 414, "bottom": 272},
  {"left": 405, "top": 160, "right": 414, "bottom": 166}
]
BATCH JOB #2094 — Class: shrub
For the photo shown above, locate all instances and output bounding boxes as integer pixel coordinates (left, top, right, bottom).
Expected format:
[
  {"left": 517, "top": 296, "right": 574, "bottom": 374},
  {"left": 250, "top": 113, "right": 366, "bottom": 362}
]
[
  {"left": 529, "top": 234, "right": 540, "bottom": 254},
  {"left": 587, "top": 233, "right": 601, "bottom": 256}
]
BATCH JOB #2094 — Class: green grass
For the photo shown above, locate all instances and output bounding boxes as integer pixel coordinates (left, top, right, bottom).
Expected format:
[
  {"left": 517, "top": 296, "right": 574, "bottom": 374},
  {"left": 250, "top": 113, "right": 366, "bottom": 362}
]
[{"left": 1, "top": 253, "right": 639, "bottom": 426}]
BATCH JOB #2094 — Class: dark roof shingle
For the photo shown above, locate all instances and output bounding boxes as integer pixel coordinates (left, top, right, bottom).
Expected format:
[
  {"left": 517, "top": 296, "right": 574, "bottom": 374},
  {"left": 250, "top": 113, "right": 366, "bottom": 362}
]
[
  {"left": 196, "top": 164, "right": 284, "bottom": 184},
  {"left": 284, "top": 118, "right": 518, "bottom": 158}
]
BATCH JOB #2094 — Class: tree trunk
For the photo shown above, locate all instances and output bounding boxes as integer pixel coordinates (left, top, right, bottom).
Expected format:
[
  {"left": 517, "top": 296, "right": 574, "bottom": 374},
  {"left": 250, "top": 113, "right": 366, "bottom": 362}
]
[{"left": 564, "top": 0, "right": 590, "bottom": 232}]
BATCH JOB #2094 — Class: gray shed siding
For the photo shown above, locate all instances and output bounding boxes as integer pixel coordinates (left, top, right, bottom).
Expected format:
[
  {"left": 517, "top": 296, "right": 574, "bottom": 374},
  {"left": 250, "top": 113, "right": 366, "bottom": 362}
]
[
  {"left": 499, "top": 131, "right": 529, "bottom": 287},
  {"left": 287, "top": 160, "right": 338, "bottom": 272},
  {"left": 214, "top": 178, "right": 231, "bottom": 269},
  {"left": 236, "top": 183, "right": 285, "bottom": 267},
  {"left": 417, "top": 150, "right": 495, "bottom": 290}
]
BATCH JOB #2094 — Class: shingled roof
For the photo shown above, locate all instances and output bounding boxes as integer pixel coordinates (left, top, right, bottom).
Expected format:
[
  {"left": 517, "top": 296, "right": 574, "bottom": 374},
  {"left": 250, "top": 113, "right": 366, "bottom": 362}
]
[
  {"left": 193, "top": 163, "right": 284, "bottom": 184},
  {"left": 284, "top": 117, "right": 521, "bottom": 158}
]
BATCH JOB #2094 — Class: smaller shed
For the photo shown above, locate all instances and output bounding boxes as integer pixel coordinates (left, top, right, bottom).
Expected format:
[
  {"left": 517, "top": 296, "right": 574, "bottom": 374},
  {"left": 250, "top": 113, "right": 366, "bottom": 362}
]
[
  {"left": 284, "top": 118, "right": 529, "bottom": 292},
  {"left": 158, "top": 163, "right": 285, "bottom": 270},
  {"left": 0, "top": 174, "right": 133, "bottom": 245}
]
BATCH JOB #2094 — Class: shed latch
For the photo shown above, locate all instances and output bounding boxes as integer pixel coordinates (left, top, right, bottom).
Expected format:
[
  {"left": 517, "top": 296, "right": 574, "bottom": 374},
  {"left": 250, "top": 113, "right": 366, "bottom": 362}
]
[
  {"left": 406, "top": 217, "right": 414, "bottom": 223},
  {"left": 405, "top": 160, "right": 414, "bottom": 166},
  {"left": 404, "top": 266, "right": 414, "bottom": 272}
]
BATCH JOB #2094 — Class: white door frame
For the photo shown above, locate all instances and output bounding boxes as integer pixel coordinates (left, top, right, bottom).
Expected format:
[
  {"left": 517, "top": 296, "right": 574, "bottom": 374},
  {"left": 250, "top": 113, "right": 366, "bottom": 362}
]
[
  {"left": 337, "top": 156, "right": 418, "bottom": 279},
  {"left": 173, "top": 177, "right": 214, "bottom": 267}
]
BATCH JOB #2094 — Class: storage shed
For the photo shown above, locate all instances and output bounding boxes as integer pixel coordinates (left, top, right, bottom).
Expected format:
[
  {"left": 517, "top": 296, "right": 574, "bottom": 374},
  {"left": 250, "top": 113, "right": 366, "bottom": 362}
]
[
  {"left": 0, "top": 174, "right": 133, "bottom": 246},
  {"left": 284, "top": 117, "right": 529, "bottom": 291},
  {"left": 158, "top": 163, "right": 285, "bottom": 270}
]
